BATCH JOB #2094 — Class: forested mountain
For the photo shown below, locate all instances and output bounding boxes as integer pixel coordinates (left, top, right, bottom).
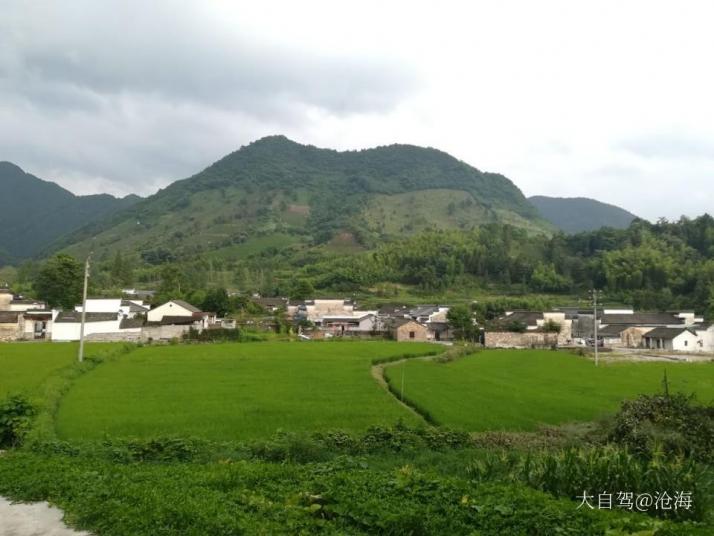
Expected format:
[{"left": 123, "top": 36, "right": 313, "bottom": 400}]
[
  {"left": 529, "top": 195, "right": 638, "bottom": 233},
  {"left": 57, "top": 136, "right": 551, "bottom": 263},
  {"left": 0, "top": 162, "right": 140, "bottom": 264},
  {"left": 291, "top": 215, "right": 714, "bottom": 315}
]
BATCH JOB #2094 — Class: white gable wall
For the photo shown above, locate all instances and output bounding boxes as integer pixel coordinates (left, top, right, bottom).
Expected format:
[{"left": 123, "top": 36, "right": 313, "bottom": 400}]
[
  {"left": 147, "top": 301, "right": 196, "bottom": 322},
  {"left": 52, "top": 318, "right": 122, "bottom": 341},
  {"left": 75, "top": 299, "right": 122, "bottom": 314}
]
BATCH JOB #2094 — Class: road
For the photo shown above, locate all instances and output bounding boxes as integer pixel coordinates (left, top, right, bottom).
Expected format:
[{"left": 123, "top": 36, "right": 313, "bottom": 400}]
[{"left": 0, "top": 497, "right": 90, "bottom": 536}]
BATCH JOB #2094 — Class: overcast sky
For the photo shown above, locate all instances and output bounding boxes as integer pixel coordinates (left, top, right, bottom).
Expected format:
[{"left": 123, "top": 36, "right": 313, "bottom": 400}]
[{"left": 2, "top": 1, "right": 713, "bottom": 220}]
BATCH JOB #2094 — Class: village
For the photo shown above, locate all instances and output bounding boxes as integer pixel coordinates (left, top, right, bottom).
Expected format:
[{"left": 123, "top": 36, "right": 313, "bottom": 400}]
[{"left": 1, "top": 285, "right": 712, "bottom": 356}]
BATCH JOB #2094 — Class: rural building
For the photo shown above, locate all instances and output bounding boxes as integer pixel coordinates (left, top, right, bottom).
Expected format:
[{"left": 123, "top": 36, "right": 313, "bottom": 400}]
[
  {"left": 426, "top": 321, "right": 453, "bottom": 342},
  {"left": 147, "top": 300, "right": 202, "bottom": 322},
  {"left": 321, "top": 313, "right": 378, "bottom": 336},
  {"left": 0, "top": 286, "right": 52, "bottom": 341},
  {"left": 21, "top": 309, "right": 53, "bottom": 340},
  {"left": 52, "top": 311, "right": 126, "bottom": 341},
  {"left": 252, "top": 297, "right": 288, "bottom": 312},
  {"left": 0, "top": 311, "right": 22, "bottom": 341},
  {"left": 485, "top": 310, "right": 573, "bottom": 348},
  {"left": 642, "top": 327, "right": 701, "bottom": 352},
  {"left": 392, "top": 319, "right": 429, "bottom": 342},
  {"left": 694, "top": 323, "right": 714, "bottom": 351},
  {"left": 409, "top": 305, "right": 449, "bottom": 324},
  {"left": 288, "top": 299, "right": 356, "bottom": 323}
]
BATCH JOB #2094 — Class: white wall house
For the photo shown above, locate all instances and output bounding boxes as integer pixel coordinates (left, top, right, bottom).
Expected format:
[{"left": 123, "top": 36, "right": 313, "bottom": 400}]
[
  {"left": 642, "top": 327, "right": 701, "bottom": 352},
  {"left": 52, "top": 311, "right": 122, "bottom": 341},
  {"left": 147, "top": 300, "right": 201, "bottom": 322},
  {"left": 320, "top": 312, "right": 378, "bottom": 335}
]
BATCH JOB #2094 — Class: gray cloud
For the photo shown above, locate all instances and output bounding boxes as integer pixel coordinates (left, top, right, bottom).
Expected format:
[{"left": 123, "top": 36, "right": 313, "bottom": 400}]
[{"left": 0, "top": 1, "right": 419, "bottom": 195}]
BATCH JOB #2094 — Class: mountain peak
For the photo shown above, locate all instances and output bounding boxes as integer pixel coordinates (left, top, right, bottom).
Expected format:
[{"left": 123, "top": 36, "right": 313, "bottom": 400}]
[
  {"left": 529, "top": 195, "right": 639, "bottom": 233},
  {"left": 0, "top": 161, "right": 25, "bottom": 176}
]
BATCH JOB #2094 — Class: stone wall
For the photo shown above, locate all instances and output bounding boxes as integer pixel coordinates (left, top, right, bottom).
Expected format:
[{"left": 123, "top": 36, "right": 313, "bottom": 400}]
[
  {"left": 485, "top": 331, "right": 562, "bottom": 348},
  {"left": 85, "top": 331, "right": 142, "bottom": 342}
]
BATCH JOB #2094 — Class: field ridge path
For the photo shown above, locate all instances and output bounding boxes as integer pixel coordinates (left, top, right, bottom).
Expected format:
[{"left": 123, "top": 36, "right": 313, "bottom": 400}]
[{"left": 371, "top": 352, "right": 446, "bottom": 425}]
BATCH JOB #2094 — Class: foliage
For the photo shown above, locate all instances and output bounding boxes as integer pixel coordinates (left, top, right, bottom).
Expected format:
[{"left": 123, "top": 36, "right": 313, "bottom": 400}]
[
  {"left": 182, "top": 327, "right": 263, "bottom": 342},
  {"left": 446, "top": 305, "right": 478, "bottom": 341},
  {"left": 0, "top": 449, "right": 675, "bottom": 536},
  {"left": 542, "top": 319, "right": 562, "bottom": 333},
  {"left": 0, "top": 395, "right": 36, "bottom": 447},
  {"left": 467, "top": 446, "right": 705, "bottom": 521},
  {"left": 529, "top": 195, "right": 637, "bottom": 233},
  {"left": 200, "top": 287, "right": 231, "bottom": 316},
  {"left": 34, "top": 253, "right": 84, "bottom": 308},
  {"left": 0, "top": 161, "right": 139, "bottom": 261},
  {"left": 609, "top": 392, "right": 714, "bottom": 463}
]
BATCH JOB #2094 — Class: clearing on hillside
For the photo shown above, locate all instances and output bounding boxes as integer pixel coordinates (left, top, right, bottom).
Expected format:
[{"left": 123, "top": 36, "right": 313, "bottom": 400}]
[
  {"left": 384, "top": 350, "right": 714, "bottom": 431},
  {"left": 56, "top": 341, "right": 436, "bottom": 440}
]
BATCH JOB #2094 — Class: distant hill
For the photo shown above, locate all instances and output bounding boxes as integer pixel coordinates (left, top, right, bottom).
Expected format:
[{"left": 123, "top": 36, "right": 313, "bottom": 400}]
[
  {"left": 528, "top": 195, "right": 639, "bottom": 233},
  {"left": 0, "top": 162, "right": 140, "bottom": 263},
  {"left": 58, "top": 136, "right": 551, "bottom": 262}
]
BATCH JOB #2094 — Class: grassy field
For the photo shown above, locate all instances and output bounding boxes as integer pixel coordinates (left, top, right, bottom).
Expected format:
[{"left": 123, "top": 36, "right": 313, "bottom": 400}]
[
  {"left": 56, "top": 341, "right": 435, "bottom": 440},
  {"left": 0, "top": 343, "right": 115, "bottom": 399},
  {"left": 385, "top": 350, "right": 714, "bottom": 431}
]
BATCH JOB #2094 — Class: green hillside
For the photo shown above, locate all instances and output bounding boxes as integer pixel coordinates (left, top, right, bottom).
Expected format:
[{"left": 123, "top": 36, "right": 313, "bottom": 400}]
[
  {"left": 57, "top": 136, "right": 550, "bottom": 262},
  {"left": 0, "top": 162, "right": 140, "bottom": 263},
  {"left": 529, "top": 195, "right": 638, "bottom": 233}
]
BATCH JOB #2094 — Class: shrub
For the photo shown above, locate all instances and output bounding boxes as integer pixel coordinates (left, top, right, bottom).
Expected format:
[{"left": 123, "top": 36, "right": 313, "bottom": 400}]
[
  {"left": 0, "top": 395, "right": 36, "bottom": 448},
  {"left": 609, "top": 393, "right": 714, "bottom": 462},
  {"left": 466, "top": 446, "right": 705, "bottom": 521}
]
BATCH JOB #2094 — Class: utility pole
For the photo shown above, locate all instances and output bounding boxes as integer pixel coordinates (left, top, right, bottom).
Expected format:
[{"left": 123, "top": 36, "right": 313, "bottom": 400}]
[
  {"left": 589, "top": 289, "right": 602, "bottom": 367},
  {"left": 78, "top": 253, "right": 91, "bottom": 363}
]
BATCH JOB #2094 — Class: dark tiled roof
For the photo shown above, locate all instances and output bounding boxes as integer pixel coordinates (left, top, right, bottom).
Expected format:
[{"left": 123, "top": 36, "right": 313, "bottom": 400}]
[
  {"left": 0, "top": 311, "right": 20, "bottom": 323},
  {"left": 643, "top": 327, "right": 694, "bottom": 339},
  {"left": 158, "top": 316, "right": 199, "bottom": 326},
  {"left": 504, "top": 311, "right": 543, "bottom": 325},
  {"left": 121, "top": 300, "right": 149, "bottom": 312},
  {"left": 170, "top": 300, "right": 201, "bottom": 313},
  {"left": 597, "top": 324, "right": 627, "bottom": 337},
  {"left": 426, "top": 321, "right": 450, "bottom": 332},
  {"left": 600, "top": 313, "right": 683, "bottom": 326},
  {"left": 409, "top": 305, "right": 440, "bottom": 317},
  {"left": 119, "top": 317, "right": 145, "bottom": 329},
  {"left": 54, "top": 311, "right": 118, "bottom": 323},
  {"left": 391, "top": 318, "right": 424, "bottom": 329}
]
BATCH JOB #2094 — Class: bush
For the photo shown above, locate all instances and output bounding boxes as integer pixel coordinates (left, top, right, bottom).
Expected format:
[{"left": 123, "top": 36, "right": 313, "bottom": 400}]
[
  {"left": 0, "top": 395, "right": 36, "bottom": 448},
  {"left": 609, "top": 392, "right": 714, "bottom": 462},
  {"left": 183, "top": 327, "right": 263, "bottom": 342},
  {"left": 103, "top": 437, "right": 206, "bottom": 463},
  {"left": 466, "top": 446, "right": 705, "bottom": 521}
]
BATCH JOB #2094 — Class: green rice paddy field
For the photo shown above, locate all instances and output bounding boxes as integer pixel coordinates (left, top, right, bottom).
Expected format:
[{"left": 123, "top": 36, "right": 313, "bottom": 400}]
[
  {"left": 2, "top": 342, "right": 714, "bottom": 440},
  {"left": 385, "top": 350, "right": 714, "bottom": 431},
  {"left": 0, "top": 343, "right": 114, "bottom": 399},
  {"left": 55, "top": 341, "right": 435, "bottom": 440}
]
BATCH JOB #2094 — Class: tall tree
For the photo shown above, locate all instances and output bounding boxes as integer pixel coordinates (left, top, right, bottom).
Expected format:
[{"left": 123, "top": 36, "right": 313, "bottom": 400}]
[
  {"left": 447, "top": 305, "right": 477, "bottom": 341},
  {"left": 34, "top": 254, "right": 84, "bottom": 308}
]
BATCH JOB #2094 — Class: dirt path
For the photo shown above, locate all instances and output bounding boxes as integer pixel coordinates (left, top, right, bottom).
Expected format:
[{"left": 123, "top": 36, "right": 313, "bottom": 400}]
[
  {"left": 370, "top": 352, "right": 449, "bottom": 424},
  {"left": 0, "top": 497, "right": 91, "bottom": 536},
  {"left": 371, "top": 359, "right": 426, "bottom": 421}
]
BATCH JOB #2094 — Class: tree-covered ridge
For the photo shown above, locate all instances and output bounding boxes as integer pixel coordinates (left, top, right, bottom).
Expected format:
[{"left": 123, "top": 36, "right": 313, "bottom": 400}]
[
  {"left": 529, "top": 195, "right": 639, "bottom": 233},
  {"left": 54, "top": 135, "right": 548, "bottom": 260},
  {"left": 294, "top": 215, "right": 714, "bottom": 314},
  {"left": 0, "top": 162, "right": 140, "bottom": 263}
]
